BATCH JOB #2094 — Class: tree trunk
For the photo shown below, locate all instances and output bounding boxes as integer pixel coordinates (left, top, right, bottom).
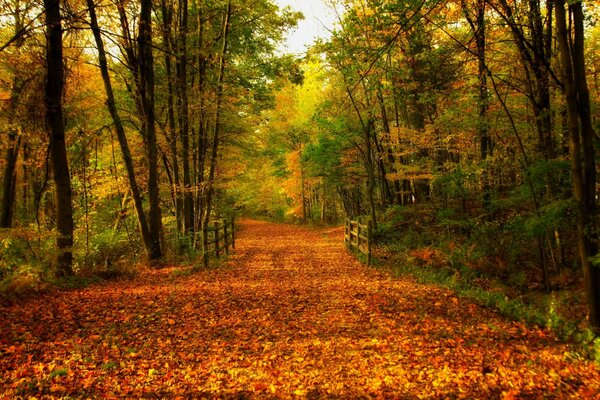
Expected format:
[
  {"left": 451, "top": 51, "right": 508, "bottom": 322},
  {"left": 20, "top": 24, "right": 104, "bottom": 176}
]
[
  {"left": 44, "top": 0, "right": 74, "bottom": 276},
  {"left": 195, "top": 2, "right": 208, "bottom": 235},
  {"left": 378, "top": 87, "right": 402, "bottom": 205},
  {"left": 2, "top": 4, "right": 26, "bottom": 227},
  {"left": 301, "top": 160, "right": 307, "bottom": 223},
  {"left": 463, "top": 0, "right": 492, "bottom": 203},
  {"left": 1, "top": 131, "right": 20, "bottom": 228},
  {"left": 494, "top": 0, "right": 556, "bottom": 161},
  {"left": 86, "top": 0, "right": 153, "bottom": 255},
  {"left": 138, "top": 0, "right": 163, "bottom": 260},
  {"left": 365, "top": 120, "right": 378, "bottom": 229},
  {"left": 203, "top": 0, "right": 231, "bottom": 232},
  {"left": 555, "top": 0, "right": 600, "bottom": 333},
  {"left": 160, "top": 0, "right": 183, "bottom": 235},
  {"left": 177, "top": 0, "right": 193, "bottom": 235}
]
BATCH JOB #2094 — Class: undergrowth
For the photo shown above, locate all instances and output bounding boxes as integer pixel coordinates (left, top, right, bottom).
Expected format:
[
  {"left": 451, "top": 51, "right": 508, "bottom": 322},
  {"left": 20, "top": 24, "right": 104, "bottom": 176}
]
[
  {"left": 374, "top": 204, "right": 600, "bottom": 362},
  {"left": 0, "top": 227, "right": 140, "bottom": 304}
]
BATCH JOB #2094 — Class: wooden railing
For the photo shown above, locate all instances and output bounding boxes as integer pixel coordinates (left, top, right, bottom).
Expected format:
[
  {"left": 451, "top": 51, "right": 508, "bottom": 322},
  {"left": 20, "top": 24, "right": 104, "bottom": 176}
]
[
  {"left": 200, "top": 217, "right": 235, "bottom": 266},
  {"left": 344, "top": 217, "right": 372, "bottom": 266}
]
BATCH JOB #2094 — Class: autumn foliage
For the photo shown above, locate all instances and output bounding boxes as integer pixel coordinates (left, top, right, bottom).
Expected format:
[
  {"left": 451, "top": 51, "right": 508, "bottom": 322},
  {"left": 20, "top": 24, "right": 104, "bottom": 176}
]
[{"left": 2, "top": 221, "right": 599, "bottom": 398}]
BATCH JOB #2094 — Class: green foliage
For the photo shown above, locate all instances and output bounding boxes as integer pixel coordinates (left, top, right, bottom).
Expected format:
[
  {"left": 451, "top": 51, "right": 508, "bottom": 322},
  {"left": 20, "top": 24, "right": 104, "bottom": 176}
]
[
  {"left": 436, "top": 208, "right": 474, "bottom": 234},
  {"left": 75, "top": 230, "right": 138, "bottom": 278},
  {"left": 0, "top": 264, "right": 47, "bottom": 304},
  {"left": 373, "top": 205, "right": 407, "bottom": 243},
  {"left": 101, "top": 360, "right": 118, "bottom": 370},
  {"left": 512, "top": 198, "right": 575, "bottom": 239},
  {"left": 386, "top": 256, "right": 596, "bottom": 357},
  {"left": 377, "top": 201, "right": 598, "bottom": 360},
  {"left": 303, "top": 133, "right": 344, "bottom": 181},
  {"left": 53, "top": 274, "right": 103, "bottom": 290},
  {"left": 433, "top": 163, "right": 480, "bottom": 203},
  {"left": 0, "top": 223, "right": 139, "bottom": 301},
  {"left": 0, "top": 228, "right": 55, "bottom": 302},
  {"left": 49, "top": 368, "right": 68, "bottom": 379}
]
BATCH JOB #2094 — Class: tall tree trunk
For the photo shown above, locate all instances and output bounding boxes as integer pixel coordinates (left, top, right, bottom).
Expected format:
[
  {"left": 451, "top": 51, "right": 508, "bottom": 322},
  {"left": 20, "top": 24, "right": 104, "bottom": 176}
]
[
  {"left": 160, "top": 0, "right": 183, "bottom": 235},
  {"left": 86, "top": 0, "right": 153, "bottom": 255},
  {"left": 372, "top": 127, "right": 392, "bottom": 207},
  {"left": 2, "top": 3, "right": 26, "bottom": 227},
  {"left": 494, "top": 0, "right": 556, "bottom": 160},
  {"left": 377, "top": 86, "right": 402, "bottom": 205},
  {"left": 344, "top": 85, "right": 377, "bottom": 228},
  {"left": 203, "top": 0, "right": 231, "bottom": 232},
  {"left": 1, "top": 132, "right": 20, "bottom": 228},
  {"left": 44, "top": 0, "right": 74, "bottom": 276},
  {"left": 194, "top": 1, "right": 208, "bottom": 234},
  {"left": 138, "top": 0, "right": 163, "bottom": 260},
  {"left": 177, "top": 0, "right": 193, "bottom": 234},
  {"left": 463, "top": 0, "right": 492, "bottom": 203},
  {"left": 556, "top": 0, "right": 600, "bottom": 333},
  {"left": 301, "top": 159, "right": 307, "bottom": 223},
  {"left": 21, "top": 142, "right": 30, "bottom": 223}
]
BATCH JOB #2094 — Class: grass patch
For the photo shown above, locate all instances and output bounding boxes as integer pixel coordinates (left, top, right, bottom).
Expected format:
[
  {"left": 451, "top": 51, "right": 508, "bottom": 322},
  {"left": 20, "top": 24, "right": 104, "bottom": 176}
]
[
  {"left": 49, "top": 368, "right": 69, "bottom": 379},
  {"left": 52, "top": 275, "right": 104, "bottom": 290},
  {"left": 101, "top": 360, "right": 118, "bottom": 370},
  {"left": 384, "top": 256, "right": 600, "bottom": 362}
]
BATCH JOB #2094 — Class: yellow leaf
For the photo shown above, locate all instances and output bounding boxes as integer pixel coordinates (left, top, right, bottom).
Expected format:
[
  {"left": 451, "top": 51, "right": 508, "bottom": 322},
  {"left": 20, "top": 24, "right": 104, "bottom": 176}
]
[{"left": 50, "top": 384, "right": 66, "bottom": 393}]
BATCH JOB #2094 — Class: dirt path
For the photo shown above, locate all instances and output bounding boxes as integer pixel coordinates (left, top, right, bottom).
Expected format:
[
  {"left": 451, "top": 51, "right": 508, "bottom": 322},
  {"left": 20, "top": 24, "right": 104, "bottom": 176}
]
[{"left": 1, "top": 220, "right": 599, "bottom": 398}]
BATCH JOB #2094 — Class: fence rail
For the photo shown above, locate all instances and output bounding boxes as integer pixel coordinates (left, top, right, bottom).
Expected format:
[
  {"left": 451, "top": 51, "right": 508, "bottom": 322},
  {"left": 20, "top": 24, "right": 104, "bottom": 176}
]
[
  {"left": 344, "top": 217, "right": 372, "bottom": 266},
  {"left": 200, "top": 217, "right": 235, "bottom": 266}
]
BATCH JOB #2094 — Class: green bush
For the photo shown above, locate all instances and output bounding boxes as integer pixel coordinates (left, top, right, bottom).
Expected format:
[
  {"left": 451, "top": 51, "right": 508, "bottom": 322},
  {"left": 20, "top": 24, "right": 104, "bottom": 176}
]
[{"left": 74, "top": 230, "right": 138, "bottom": 279}]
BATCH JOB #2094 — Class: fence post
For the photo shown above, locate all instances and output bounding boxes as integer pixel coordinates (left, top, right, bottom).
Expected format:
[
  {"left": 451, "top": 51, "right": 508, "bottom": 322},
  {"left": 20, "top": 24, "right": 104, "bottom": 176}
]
[
  {"left": 202, "top": 226, "right": 208, "bottom": 268},
  {"left": 344, "top": 218, "right": 347, "bottom": 245},
  {"left": 367, "top": 219, "right": 372, "bottom": 266},
  {"left": 215, "top": 221, "right": 220, "bottom": 258},
  {"left": 223, "top": 218, "right": 229, "bottom": 255},
  {"left": 231, "top": 216, "right": 235, "bottom": 249},
  {"left": 357, "top": 217, "right": 362, "bottom": 250}
]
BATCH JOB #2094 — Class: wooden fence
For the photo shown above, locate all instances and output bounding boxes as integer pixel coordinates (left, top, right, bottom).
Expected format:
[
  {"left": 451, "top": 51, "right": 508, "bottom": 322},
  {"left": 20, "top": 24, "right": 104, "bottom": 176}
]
[
  {"left": 344, "top": 217, "right": 372, "bottom": 266},
  {"left": 201, "top": 217, "right": 235, "bottom": 266}
]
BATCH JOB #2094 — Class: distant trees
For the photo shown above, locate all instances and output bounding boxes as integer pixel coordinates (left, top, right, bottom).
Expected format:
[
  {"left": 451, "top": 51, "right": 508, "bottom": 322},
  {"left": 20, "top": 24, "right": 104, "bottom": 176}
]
[
  {"left": 0, "top": 0, "right": 301, "bottom": 273},
  {"left": 253, "top": 0, "right": 600, "bottom": 333}
]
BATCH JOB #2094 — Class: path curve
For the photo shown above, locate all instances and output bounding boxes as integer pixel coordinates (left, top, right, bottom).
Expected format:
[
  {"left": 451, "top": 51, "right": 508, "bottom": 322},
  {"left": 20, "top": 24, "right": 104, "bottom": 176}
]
[{"left": 1, "top": 220, "right": 599, "bottom": 398}]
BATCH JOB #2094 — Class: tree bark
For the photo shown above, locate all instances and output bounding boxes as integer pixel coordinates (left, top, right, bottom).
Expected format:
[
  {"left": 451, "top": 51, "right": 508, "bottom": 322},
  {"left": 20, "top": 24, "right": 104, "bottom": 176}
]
[
  {"left": 1, "top": 3, "right": 26, "bottom": 227},
  {"left": 138, "top": 0, "right": 163, "bottom": 260},
  {"left": 160, "top": 0, "right": 183, "bottom": 235},
  {"left": 203, "top": 0, "right": 231, "bottom": 233},
  {"left": 177, "top": 0, "right": 193, "bottom": 235},
  {"left": 86, "top": 0, "right": 153, "bottom": 255},
  {"left": 493, "top": 0, "right": 556, "bottom": 160},
  {"left": 44, "top": 0, "right": 74, "bottom": 276},
  {"left": 555, "top": 0, "right": 600, "bottom": 333},
  {"left": 377, "top": 86, "right": 402, "bottom": 205},
  {"left": 194, "top": 1, "right": 208, "bottom": 235},
  {"left": 463, "top": 0, "right": 492, "bottom": 204},
  {"left": 1, "top": 131, "right": 20, "bottom": 228}
]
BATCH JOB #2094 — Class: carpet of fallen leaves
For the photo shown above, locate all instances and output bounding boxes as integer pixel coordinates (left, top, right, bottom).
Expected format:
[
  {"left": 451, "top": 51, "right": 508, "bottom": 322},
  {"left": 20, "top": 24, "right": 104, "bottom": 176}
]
[{"left": 2, "top": 220, "right": 600, "bottom": 399}]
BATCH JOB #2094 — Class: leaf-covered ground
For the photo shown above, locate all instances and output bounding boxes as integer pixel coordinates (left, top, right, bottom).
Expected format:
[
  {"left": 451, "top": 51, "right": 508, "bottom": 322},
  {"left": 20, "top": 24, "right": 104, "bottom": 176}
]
[{"left": 1, "top": 220, "right": 599, "bottom": 398}]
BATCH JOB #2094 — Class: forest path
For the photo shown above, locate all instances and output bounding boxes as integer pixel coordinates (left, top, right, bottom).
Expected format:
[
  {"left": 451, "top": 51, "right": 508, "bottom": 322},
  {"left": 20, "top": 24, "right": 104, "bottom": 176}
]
[{"left": 2, "top": 220, "right": 600, "bottom": 398}]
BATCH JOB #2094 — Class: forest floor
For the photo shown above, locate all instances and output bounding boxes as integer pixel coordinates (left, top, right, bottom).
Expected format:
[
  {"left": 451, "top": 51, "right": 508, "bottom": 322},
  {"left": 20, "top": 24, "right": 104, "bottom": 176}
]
[{"left": 1, "top": 220, "right": 600, "bottom": 399}]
